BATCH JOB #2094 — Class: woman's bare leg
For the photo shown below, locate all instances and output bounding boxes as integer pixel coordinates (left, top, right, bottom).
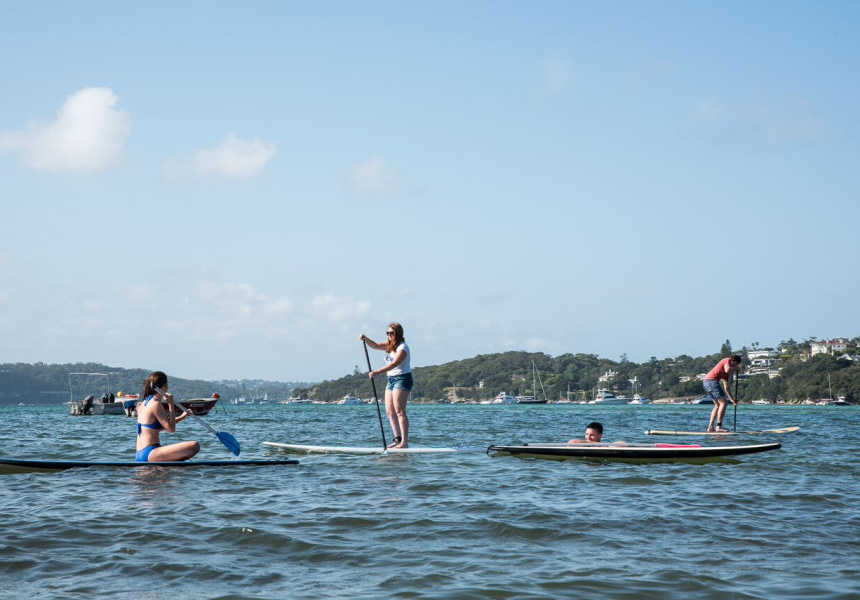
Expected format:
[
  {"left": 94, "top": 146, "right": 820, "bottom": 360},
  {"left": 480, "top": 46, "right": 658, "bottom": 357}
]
[{"left": 148, "top": 441, "right": 200, "bottom": 462}]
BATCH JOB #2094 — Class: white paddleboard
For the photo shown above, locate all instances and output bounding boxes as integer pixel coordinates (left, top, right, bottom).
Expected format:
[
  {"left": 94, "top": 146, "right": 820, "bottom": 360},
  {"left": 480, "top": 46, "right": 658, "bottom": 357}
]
[
  {"left": 644, "top": 426, "right": 800, "bottom": 436},
  {"left": 263, "top": 442, "right": 486, "bottom": 454}
]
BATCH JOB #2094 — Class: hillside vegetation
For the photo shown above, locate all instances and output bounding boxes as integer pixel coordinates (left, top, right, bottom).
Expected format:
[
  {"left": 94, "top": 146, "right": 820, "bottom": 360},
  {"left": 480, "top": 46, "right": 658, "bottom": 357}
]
[
  {"left": 3, "top": 338, "right": 857, "bottom": 405},
  {"left": 295, "top": 339, "right": 860, "bottom": 404},
  {"left": 0, "top": 362, "right": 308, "bottom": 405}
]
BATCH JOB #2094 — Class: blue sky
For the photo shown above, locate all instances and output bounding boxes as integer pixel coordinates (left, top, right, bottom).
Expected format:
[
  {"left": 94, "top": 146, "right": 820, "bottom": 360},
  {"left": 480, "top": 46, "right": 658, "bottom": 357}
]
[{"left": 1, "top": 1, "right": 858, "bottom": 383}]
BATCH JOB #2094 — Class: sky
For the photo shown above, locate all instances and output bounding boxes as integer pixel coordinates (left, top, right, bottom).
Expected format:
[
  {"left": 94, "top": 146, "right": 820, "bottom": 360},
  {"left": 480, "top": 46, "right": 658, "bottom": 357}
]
[{"left": 1, "top": 1, "right": 859, "bottom": 383}]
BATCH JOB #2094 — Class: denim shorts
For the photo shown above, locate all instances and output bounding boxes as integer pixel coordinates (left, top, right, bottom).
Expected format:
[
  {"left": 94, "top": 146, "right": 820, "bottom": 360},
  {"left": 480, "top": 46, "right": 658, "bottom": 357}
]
[
  {"left": 703, "top": 379, "right": 725, "bottom": 400},
  {"left": 386, "top": 372, "right": 414, "bottom": 392}
]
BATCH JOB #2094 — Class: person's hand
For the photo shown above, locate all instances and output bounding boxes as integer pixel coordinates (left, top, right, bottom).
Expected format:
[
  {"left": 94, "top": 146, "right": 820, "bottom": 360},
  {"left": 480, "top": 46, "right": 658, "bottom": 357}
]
[
  {"left": 368, "top": 370, "right": 376, "bottom": 379},
  {"left": 359, "top": 334, "right": 366, "bottom": 341}
]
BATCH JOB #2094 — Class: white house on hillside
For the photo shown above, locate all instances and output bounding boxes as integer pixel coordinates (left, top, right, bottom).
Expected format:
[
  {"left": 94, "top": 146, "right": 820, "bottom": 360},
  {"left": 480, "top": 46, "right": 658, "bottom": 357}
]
[{"left": 811, "top": 339, "right": 849, "bottom": 356}]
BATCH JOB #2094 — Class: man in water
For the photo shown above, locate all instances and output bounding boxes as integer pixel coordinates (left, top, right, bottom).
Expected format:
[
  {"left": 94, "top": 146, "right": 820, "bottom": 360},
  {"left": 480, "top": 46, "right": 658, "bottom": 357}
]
[{"left": 568, "top": 421, "right": 603, "bottom": 444}]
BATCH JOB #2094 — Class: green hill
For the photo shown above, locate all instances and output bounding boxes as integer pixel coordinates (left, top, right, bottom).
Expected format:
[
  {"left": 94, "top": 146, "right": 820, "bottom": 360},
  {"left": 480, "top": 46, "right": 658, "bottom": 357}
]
[{"left": 0, "top": 362, "right": 309, "bottom": 406}]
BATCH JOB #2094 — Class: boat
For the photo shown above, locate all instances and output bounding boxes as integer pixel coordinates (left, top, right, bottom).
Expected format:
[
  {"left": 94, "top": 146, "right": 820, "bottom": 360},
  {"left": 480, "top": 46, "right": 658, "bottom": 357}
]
[
  {"left": 174, "top": 395, "right": 220, "bottom": 416},
  {"left": 691, "top": 396, "right": 713, "bottom": 404},
  {"left": 263, "top": 442, "right": 486, "bottom": 455},
  {"left": 516, "top": 361, "right": 549, "bottom": 404},
  {"left": 752, "top": 399, "right": 771, "bottom": 405},
  {"left": 338, "top": 394, "right": 364, "bottom": 405},
  {"left": 629, "top": 394, "right": 652, "bottom": 405},
  {"left": 823, "top": 374, "right": 850, "bottom": 405},
  {"left": 491, "top": 392, "right": 516, "bottom": 404},
  {"left": 515, "top": 395, "right": 543, "bottom": 404},
  {"left": 280, "top": 397, "right": 311, "bottom": 405},
  {"left": 0, "top": 457, "right": 299, "bottom": 473},
  {"left": 589, "top": 388, "right": 630, "bottom": 405},
  {"left": 487, "top": 442, "right": 781, "bottom": 462},
  {"left": 67, "top": 372, "right": 126, "bottom": 415},
  {"left": 644, "top": 426, "right": 800, "bottom": 436}
]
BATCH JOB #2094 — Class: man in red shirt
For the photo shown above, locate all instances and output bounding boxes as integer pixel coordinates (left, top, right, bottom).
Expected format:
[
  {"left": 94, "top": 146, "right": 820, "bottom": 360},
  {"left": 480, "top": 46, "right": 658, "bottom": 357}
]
[{"left": 703, "top": 355, "right": 743, "bottom": 432}]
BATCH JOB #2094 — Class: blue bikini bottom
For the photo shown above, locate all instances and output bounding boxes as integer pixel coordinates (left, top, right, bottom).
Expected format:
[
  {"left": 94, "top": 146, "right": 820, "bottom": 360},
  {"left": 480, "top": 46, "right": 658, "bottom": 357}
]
[{"left": 135, "top": 444, "right": 162, "bottom": 462}]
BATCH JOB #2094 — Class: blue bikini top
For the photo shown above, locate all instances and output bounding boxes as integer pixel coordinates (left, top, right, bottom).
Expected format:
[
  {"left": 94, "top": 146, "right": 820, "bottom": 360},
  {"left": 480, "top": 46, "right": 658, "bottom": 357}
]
[{"left": 136, "top": 396, "right": 165, "bottom": 436}]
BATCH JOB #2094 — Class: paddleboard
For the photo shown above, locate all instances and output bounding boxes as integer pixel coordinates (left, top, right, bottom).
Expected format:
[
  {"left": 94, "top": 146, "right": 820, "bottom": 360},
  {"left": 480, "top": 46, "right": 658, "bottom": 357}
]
[
  {"left": 644, "top": 426, "right": 800, "bottom": 436},
  {"left": 487, "top": 442, "right": 781, "bottom": 461},
  {"left": 263, "top": 442, "right": 486, "bottom": 454},
  {"left": 0, "top": 458, "right": 299, "bottom": 473}
]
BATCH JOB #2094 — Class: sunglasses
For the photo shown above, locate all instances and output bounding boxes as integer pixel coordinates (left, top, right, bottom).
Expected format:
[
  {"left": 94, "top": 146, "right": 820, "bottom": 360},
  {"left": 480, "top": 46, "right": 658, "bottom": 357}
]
[{"left": 386, "top": 331, "right": 395, "bottom": 335}]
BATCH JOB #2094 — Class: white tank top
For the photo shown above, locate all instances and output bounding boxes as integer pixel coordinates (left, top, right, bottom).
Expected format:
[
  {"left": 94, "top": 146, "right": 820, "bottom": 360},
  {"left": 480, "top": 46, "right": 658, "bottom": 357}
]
[{"left": 385, "top": 342, "right": 411, "bottom": 376}]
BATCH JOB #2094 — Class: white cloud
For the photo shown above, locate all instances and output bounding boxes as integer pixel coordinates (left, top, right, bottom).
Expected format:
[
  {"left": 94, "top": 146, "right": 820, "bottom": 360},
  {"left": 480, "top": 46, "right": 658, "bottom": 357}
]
[
  {"left": 538, "top": 56, "right": 574, "bottom": 93},
  {"left": 0, "top": 87, "right": 130, "bottom": 176},
  {"left": 164, "top": 134, "right": 276, "bottom": 181},
  {"left": 693, "top": 94, "right": 829, "bottom": 146},
  {"left": 350, "top": 157, "right": 394, "bottom": 195},
  {"left": 310, "top": 294, "right": 371, "bottom": 322}
]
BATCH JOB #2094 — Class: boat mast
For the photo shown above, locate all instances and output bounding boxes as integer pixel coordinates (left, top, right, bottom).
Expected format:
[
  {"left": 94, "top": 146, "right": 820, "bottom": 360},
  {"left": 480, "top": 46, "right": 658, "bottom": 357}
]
[{"left": 532, "top": 360, "right": 536, "bottom": 399}]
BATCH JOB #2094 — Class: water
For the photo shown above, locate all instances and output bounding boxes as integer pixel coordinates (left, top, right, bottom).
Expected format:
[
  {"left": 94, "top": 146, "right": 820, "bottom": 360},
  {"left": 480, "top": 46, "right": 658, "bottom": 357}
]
[{"left": 1, "top": 403, "right": 858, "bottom": 599}]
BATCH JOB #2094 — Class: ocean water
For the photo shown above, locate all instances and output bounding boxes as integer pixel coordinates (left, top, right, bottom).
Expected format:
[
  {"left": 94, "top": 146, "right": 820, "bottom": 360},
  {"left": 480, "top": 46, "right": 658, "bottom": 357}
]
[{"left": 1, "top": 403, "right": 858, "bottom": 600}]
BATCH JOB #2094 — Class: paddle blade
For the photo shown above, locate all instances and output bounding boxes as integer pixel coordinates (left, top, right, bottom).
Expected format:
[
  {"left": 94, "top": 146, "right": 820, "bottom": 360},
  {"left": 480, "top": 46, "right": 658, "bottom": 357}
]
[{"left": 217, "top": 431, "right": 241, "bottom": 456}]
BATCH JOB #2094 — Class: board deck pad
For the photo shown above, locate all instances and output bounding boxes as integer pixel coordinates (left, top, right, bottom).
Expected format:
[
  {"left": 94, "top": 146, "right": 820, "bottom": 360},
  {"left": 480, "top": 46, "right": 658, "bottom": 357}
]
[
  {"left": 644, "top": 426, "right": 800, "bottom": 436},
  {"left": 0, "top": 458, "right": 299, "bottom": 472},
  {"left": 263, "top": 442, "right": 486, "bottom": 454},
  {"left": 487, "top": 442, "right": 781, "bottom": 460}
]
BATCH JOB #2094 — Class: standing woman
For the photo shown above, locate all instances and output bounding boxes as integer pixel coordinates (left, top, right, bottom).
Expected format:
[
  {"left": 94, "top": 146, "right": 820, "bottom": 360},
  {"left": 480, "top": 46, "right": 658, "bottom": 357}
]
[
  {"left": 360, "top": 322, "right": 412, "bottom": 449},
  {"left": 135, "top": 371, "right": 200, "bottom": 462}
]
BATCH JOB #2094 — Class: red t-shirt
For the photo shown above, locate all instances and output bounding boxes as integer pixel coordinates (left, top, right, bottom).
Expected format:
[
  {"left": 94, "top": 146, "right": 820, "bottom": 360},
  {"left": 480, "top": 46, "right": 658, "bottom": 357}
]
[{"left": 705, "top": 358, "right": 732, "bottom": 381}]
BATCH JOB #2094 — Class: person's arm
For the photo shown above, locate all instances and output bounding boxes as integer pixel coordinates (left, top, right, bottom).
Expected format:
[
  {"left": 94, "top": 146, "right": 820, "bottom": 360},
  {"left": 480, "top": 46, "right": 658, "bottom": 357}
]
[
  {"left": 153, "top": 400, "right": 178, "bottom": 433},
  {"left": 721, "top": 379, "right": 736, "bottom": 404},
  {"left": 370, "top": 346, "right": 407, "bottom": 377},
  {"left": 359, "top": 334, "right": 385, "bottom": 351}
]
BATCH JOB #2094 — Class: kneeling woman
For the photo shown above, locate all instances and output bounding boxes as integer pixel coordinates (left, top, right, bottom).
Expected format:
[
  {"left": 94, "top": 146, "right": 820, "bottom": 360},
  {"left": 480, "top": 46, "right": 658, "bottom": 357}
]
[{"left": 135, "top": 371, "right": 200, "bottom": 462}]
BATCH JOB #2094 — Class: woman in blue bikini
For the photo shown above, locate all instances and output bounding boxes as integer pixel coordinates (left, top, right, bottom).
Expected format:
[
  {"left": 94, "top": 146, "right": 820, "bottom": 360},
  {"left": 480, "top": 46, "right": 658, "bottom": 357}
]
[{"left": 135, "top": 371, "right": 200, "bottom": 462}]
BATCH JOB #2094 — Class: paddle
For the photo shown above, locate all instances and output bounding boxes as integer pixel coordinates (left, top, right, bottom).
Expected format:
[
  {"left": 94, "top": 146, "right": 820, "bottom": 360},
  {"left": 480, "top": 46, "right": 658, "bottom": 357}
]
[
  {"left": 362, "top": 339, "right": 389, "bottom": 452},
  {"left": 155, "top": 387, "right": 240, "bottom": 456},
  {"left": 734, "top": 371, "right": 739, "bottom": 432}
]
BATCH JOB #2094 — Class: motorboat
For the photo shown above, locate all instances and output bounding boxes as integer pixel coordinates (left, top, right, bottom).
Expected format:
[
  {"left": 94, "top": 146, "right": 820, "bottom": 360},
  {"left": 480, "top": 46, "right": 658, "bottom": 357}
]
[
  {"left": 338, "top": 395, "right": 364, "bottom": 405},
  {"left": 691, "top": 396, "right": 714, "bottom": 404},
  {"left": 589, "top": 389, "right": 630, "bottom": 405},
  {"left": 67, "top": 372, "right": 126, "bottom": 415},
  {"left": 629, "top": 394, "right": 652, "bottom": 405},
  {"left": 752, "top": 399, "right": 771, "bottom": 405},
  {"left": 491, "top": 392, "right": 516, "bottom": 404},
  {"left": 173, "top": 396, "right": 220, "bottom": 415},
  {"left": 280, "top": 397, "right": 311, "bottom": 405}
]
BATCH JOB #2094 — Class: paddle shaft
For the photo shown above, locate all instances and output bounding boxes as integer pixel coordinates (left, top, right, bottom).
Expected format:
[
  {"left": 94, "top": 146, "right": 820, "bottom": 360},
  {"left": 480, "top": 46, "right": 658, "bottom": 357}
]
[
  {"left": 734, "top": 372, "right": 739, "bottom": 431},
  {"left": 154, "top": 387, "right": 240, "bottom": 455},
  {"left": 363, "top": 340, "right": 388, "bottom": 451}
]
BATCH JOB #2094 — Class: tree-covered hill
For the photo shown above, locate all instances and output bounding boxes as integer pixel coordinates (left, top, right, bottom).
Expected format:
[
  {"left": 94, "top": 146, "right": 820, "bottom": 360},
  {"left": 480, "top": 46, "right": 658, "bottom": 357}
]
[
  {"left": 294, "top": 339, "right": 860, "bottom": 404},
  {"left": 0, "top": 362, "right": 310, "bottom": 405},
  {"left": 4, "top": 337, "right": 858, "bottom": 405}
]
